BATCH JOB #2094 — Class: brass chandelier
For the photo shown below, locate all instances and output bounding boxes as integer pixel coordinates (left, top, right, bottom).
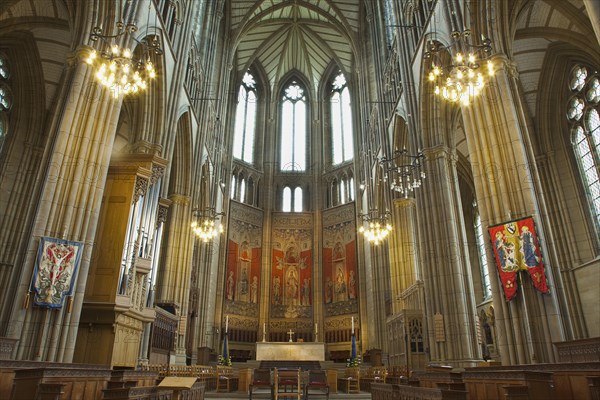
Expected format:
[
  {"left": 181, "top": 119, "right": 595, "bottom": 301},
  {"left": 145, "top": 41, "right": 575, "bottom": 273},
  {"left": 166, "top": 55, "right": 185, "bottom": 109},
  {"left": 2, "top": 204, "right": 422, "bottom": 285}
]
[
  {"left": 425, "top": 29, "right": 494, "bottom": 106},
  {"left": 359, "top": 210, "right": 393, "bottom": 245},
  {"left": 85, "top": 1, "right": 162, "bottom": 98},
  {"left": 191, "top": 208, "right": 225, "bottom": 243}
]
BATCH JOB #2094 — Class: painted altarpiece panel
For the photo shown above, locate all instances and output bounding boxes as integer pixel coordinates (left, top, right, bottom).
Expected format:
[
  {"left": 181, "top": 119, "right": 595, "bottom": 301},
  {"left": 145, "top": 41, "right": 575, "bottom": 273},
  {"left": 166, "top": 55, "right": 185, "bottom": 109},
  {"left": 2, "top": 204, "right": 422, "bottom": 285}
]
[
  {"left": 270, "top": 213, "right": 313, "bottom": 331},
  {"left": 225, "top": 201, "right": 263, "bottom": 329},
  {"left": 322, "top": 203, "right": 358, "bottom": 327}
]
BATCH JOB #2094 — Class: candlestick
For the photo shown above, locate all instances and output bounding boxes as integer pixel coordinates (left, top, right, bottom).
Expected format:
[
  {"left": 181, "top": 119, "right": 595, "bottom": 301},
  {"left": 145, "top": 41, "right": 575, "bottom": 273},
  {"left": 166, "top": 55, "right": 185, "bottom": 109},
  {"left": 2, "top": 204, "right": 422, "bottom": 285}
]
[
  {"left": 225, "top": 315, "right": 229, "bottom": 333},
  {"left": 351, "top": 316, "right": 354, "bottom": 334},
  {"left": 315, "top": 322, "right": 318, "bottom": 333}
]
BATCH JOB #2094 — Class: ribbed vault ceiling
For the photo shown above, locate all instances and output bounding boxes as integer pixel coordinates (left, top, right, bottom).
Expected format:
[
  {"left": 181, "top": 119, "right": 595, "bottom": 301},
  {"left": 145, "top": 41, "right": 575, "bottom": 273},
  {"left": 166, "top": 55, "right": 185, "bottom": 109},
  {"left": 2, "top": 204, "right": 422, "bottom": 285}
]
[{"left": 230, "top": 0, "right": 361, "bottom": 93}]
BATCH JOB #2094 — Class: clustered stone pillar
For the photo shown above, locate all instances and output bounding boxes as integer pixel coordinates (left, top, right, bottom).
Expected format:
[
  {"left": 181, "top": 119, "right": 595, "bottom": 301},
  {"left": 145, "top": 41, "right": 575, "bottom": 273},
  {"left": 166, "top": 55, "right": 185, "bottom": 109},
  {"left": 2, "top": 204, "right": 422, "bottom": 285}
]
[
  {"left": 156, "top": 193, "right": 194, "bottom": 364},
  {"left": 10, "top": 49, "right": 121, "bottom": 362},
  {"left": 461, "top": 54, "right": 565, "bottom": 364},
  {"left": 418, "top": 146, "right": 480, "bottom": 367}
]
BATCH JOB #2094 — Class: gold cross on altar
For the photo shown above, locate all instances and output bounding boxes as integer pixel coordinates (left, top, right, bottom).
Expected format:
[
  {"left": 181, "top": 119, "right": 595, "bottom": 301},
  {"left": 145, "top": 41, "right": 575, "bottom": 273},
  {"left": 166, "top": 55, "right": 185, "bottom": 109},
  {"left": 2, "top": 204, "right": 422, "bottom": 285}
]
[{"left": 287, "top": 329, "right": 295, "bottom": 342}]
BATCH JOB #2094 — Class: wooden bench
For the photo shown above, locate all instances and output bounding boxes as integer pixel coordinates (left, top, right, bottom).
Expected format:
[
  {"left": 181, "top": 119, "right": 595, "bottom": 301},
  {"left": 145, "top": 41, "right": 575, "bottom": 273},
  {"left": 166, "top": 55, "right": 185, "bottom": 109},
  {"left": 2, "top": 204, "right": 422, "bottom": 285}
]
[
  {"left": 466, "top": 361, "right": 600, "bottom": 400},
  {"left": 462, "top": 369, "right": 555, "bottom": 400},
  {"left": 371, "top": 382, "right": 468, "bottom": 400}
]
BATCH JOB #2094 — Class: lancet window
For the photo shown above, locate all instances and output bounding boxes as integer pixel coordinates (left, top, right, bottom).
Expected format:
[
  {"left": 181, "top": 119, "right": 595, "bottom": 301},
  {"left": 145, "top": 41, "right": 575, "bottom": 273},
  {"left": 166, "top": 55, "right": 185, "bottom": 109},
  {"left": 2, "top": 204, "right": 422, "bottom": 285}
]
[{"left": 567, "top": 64, "right": 600, "bottom": 230}]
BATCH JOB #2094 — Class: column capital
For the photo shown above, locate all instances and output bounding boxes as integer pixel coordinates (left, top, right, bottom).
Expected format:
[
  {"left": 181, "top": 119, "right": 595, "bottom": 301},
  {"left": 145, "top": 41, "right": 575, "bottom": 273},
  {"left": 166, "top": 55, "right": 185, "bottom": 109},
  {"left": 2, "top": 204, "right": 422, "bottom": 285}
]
[
  {"left": 169, "top": 194, "right": 191, "bottom": 205},
  {"left": 422, "top": 145, "right": 453, "bottom": 160},
  {"left": 393, "top": 197, "right": 416, "bottom": 209},
  {"left": 489, "top": 53, "right": 519, "bottom": 80}
]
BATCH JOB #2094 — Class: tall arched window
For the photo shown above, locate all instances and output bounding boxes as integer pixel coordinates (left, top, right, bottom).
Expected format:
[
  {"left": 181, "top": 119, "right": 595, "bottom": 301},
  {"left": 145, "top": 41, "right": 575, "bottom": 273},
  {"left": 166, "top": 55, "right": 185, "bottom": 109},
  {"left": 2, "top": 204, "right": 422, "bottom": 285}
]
[
  {"left": 282, "top": 187, "right": 292, "bottom": 212},
  {"left": 280, "top": 80, "right": 306, "bottom": 171},
  {"left": 239, "top": 178, "right": 246, "bottom": 203},
  {"left": 0, "top": 52, "right": 11, "bottom": 156},
  {"left": 233, "top": 71, "right": 257, "bottom": 164},
  {"left": 282, "top": 186, "right": 303, "bottom": 212},
  {"left": 567, "top": 65, "right": 600, "bottom": 230},
  {"left": 474, "top": 209, "right": 492, "bottom": 299},
  {"left": 331, "top": 72, "right": 354, "bottom": 165},
  {"left": 230, "top": 175, "right": 236, "bottom": 199},
  {"left": 294, "top": 187, "right": 303, "bottom": 212}
]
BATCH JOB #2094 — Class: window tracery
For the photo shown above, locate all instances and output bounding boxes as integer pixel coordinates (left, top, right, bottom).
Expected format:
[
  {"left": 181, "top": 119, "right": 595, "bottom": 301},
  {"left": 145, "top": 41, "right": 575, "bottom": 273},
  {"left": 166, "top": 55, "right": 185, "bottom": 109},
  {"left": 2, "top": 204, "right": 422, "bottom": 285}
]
[{"left": 567, "top": 64, "right": 600, "bottom": 230}]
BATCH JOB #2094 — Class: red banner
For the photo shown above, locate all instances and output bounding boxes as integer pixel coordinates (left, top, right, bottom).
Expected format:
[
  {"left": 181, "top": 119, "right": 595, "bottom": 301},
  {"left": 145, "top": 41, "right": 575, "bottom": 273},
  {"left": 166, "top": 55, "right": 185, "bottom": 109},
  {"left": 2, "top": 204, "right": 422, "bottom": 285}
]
[{"left": 488, "top": 216, "right": 548, "bottom": 301}]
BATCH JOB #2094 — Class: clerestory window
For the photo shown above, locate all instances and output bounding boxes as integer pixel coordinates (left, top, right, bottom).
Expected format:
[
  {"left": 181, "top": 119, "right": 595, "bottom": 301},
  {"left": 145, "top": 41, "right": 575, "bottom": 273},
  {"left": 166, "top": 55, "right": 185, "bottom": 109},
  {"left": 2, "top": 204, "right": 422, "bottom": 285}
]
[
  {"left": 280, "top": 80, "right": 306, "bottom": 171},
  {"left": 330, "top": 72, "right": 354, "bottom": 165},
  {"left": 233, "top": 71, "right": 257, "bottom": 164},
  {"left": 566, "top": 65, "right": 600, "bottom": 230}
]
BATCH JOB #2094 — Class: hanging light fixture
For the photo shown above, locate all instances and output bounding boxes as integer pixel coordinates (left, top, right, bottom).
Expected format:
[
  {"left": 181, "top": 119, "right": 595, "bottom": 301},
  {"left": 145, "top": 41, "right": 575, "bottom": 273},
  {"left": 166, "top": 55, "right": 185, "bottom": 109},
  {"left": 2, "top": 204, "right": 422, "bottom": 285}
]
[
  {"left": 425, "top": 29, "right": 494, "bottom": 106},
  {"left": 85, "top": 0, "right": 162, "bottom": 98},
  {"left": 380, "top": 148, "right": 426, "bottom": 198},
  {"left": 191, "top": 208, "right": 225, "bottom": 243},
  {"left": 358, "top": 210, "right": 393, "bottom": 245}
]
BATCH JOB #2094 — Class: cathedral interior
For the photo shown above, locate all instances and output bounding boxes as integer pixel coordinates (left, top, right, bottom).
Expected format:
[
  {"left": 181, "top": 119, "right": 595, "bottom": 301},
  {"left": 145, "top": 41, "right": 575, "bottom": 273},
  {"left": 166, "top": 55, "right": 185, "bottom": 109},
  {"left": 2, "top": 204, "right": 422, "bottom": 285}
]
[{"left": 0, "top": 0, "right": 599, "bottom": 398}]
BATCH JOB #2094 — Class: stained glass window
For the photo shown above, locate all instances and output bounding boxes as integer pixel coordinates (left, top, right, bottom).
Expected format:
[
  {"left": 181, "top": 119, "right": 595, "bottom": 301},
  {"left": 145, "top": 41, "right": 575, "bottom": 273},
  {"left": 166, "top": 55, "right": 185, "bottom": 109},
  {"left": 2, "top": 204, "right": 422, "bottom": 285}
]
[
  {"left": 331, "top": 72, "right": 354, "bottom": 165},
  {"left": 280, "top": 81, "right": 306, "bottom": 171},
  {"left": 233, "top": 72, "right": 257, "bottom": 164},
  {"left": 567, "top": 65, "right": 600, "bottom": 229}
]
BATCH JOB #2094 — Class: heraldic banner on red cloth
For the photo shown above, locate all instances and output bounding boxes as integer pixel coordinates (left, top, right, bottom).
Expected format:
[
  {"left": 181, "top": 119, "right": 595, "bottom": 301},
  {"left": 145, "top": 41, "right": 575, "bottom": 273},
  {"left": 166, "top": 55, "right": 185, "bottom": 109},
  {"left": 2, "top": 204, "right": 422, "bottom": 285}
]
[
  {"left": 488, "top": 216, "right": 549, "bottom": 301},
  {"left": 30, "top": 236, "right": 84, "bottom": 309}
]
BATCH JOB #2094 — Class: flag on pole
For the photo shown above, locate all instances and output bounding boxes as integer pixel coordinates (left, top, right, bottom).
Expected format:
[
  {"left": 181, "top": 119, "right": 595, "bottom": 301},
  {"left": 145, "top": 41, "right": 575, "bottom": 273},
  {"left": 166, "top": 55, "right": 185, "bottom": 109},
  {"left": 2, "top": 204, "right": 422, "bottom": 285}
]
[{"left": 222, "top": 333, "right": 229, "bottom": 360}]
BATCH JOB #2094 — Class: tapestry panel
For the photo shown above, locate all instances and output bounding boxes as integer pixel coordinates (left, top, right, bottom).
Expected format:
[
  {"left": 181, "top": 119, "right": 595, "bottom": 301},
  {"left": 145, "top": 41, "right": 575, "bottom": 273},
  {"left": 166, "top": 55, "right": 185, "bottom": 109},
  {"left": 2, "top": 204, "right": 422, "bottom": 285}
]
[
  {"left": 270, "top": 213, "right": 313, "bottom": 326},
  {"left": 322, "top": 203, "right": 358, "bottom": 325},
  {"left": 224, "top": 201, "right": 263, "bottom": 324}
]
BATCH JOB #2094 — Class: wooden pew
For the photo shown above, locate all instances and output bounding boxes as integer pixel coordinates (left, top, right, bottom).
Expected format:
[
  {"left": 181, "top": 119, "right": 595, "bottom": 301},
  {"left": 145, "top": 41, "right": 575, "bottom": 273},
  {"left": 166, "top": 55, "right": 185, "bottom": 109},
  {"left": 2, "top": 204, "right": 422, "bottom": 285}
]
[
  {"left": 411, "top": 370, "right": 463, "bottom": 389},
  {"left": 371, "top": 383, "right": 467, "bottom": 400},
  {"left": 360, "top": 366, "right": 388, "bottom": 392},
  {"left": 10, "top": 367, "right": 112, "bottom": 400},
  {"left": 462, "top": 370, "right": 555, "bottom": 400},
  {"left": 467, "top": 361, "right": 600, "bottom": 400},
  {"left": 386, "top": 365, "right": 409, "bottom": 384}
]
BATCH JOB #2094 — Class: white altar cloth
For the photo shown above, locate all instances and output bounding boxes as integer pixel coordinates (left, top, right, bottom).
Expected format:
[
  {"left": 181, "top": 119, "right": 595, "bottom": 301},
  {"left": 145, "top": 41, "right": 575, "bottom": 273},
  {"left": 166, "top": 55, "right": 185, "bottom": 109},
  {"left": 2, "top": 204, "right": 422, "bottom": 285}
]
[{"left": 255, "top": 342, "right": 325, "bottom": 361}]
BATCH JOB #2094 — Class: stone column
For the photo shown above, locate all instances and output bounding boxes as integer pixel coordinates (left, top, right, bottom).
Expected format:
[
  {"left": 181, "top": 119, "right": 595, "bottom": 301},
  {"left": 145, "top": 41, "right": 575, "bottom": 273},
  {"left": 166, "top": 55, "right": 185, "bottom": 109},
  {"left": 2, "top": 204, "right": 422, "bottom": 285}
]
[
  {"left": 9, "top": 48, "right": 120, "bottom": 362},
  {"left": 389, "top": 198, "right": 419, "bottom": 314},
  {"left": 418, "top": 146, "right": 480, "bottom": 367},
  {"left": 461, "top": 54, "right": 565, "bottom": 364},
  {"left": 156, "top": 193, "right": 193, "bottom": 364}
]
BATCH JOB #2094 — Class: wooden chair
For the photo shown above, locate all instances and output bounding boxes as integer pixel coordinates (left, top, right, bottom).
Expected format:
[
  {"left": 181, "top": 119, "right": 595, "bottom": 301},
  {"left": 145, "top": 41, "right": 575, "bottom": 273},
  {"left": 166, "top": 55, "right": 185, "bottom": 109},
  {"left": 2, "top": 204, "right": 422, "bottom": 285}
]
[
  {"left": 337, "top": 367, "right": 360, "bottom": 393},
  {"left": 215, "top": 366, "right": 239, "bottom": 392},
  {"left": 273, "top": 368, "right": 301, "bottom": 400},
  {"left": 249, "top": 368, "right": 273, "bottom": 399},
  {"left": 304, "top": 369, "right": 329, "bottom": 400}
]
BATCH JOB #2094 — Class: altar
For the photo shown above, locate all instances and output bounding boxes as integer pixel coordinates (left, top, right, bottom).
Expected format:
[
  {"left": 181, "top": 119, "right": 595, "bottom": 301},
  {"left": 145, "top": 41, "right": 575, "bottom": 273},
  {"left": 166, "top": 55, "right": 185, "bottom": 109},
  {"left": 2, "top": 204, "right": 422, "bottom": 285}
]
[{"left": 256, "top": 342, "right": 326, "bottom": 361}]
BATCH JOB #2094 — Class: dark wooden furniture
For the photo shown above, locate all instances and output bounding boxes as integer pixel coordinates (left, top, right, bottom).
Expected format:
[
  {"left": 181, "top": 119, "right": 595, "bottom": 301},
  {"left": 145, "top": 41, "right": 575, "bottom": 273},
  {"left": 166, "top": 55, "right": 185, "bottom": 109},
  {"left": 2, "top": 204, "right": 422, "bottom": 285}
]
[
  {"left": 249, "top": 368, "right": 272, "bottom": 399},
  {"left": 274, "top": 368, "right": 301, "bottom": 400},
  {"left": 337, "top": 367, "right": 360, "bottom": 393},
  {"left": 304, "top": 369, "right": 329, "bottom": 399}
]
